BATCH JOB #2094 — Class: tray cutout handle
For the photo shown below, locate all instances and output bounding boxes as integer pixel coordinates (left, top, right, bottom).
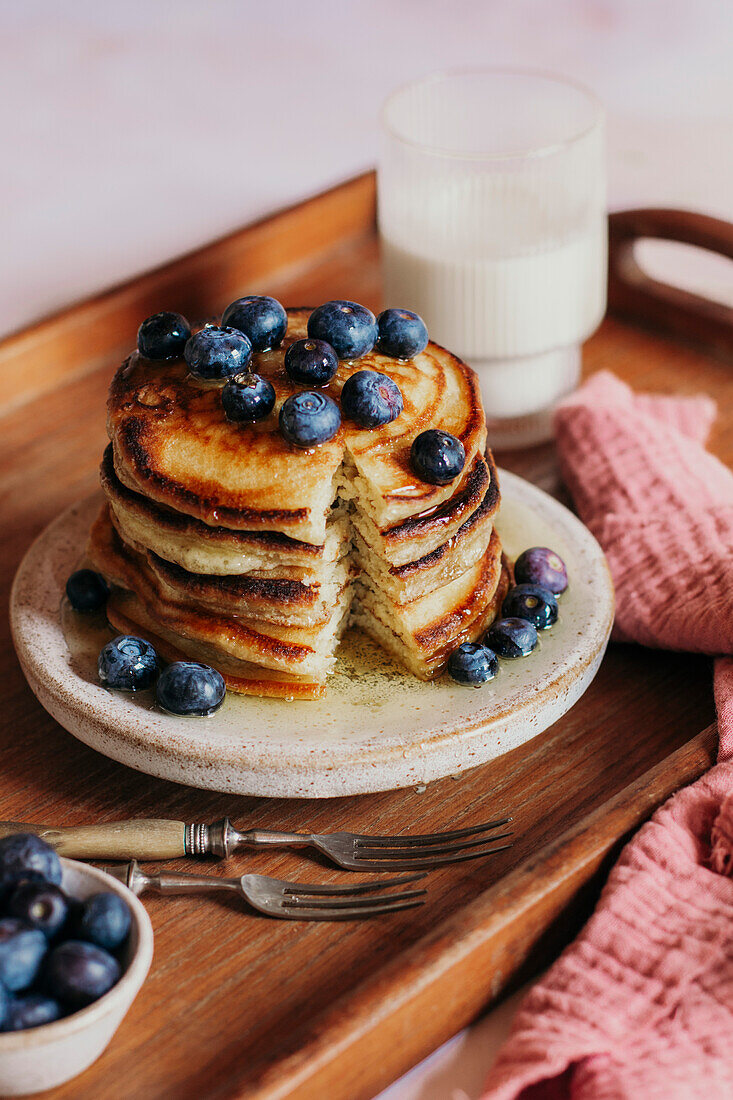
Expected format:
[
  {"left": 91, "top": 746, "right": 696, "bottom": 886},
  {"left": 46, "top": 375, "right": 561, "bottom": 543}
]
[{"left": 608, "top": 208, "right": 733, "bottom": 363}]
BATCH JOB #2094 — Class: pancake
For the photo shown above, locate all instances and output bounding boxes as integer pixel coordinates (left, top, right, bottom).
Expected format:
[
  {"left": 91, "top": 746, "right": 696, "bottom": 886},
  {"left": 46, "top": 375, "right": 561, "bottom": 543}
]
[
  {"left": 352, "top": 465, "right": 499, "bottom": 606},
  {"left": 101, "top": 445, "right": 348, "bottom": 581},
  {"left": 107, "top": 309, "right": 486, "bottom": 544},
  {"left": 107, "top": 593, "right": 326, "bottom": 700},
  {"left": 110, "top": 509, "right": 355, "bottom": 628},
  {"left": 141, "top": 543, "right": 353, "bottom": 628},
  {"left": 347, "top": 452, "right": 497, "bottom": 569},
  {"left": 351, "top": 531, "right": 509, "bottom": 680},
  {"left": 88, "top": 508, "right": 350, "bottom": 678}
]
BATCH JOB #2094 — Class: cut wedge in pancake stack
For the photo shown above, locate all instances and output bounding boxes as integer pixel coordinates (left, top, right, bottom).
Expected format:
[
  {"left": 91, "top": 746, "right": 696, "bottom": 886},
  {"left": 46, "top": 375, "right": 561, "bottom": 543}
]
[{"left": 91, "top": 307, "right": 507, "bottom": 699}]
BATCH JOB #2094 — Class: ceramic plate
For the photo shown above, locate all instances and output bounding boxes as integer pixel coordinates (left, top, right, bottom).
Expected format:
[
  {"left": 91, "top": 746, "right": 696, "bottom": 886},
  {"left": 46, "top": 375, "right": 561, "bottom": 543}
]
[{"left": 10, "top": 471, "right": 614, "bottom": 798}]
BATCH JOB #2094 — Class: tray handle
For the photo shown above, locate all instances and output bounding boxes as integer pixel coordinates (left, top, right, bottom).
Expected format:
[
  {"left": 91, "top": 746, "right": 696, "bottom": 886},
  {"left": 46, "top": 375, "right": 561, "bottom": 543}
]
[{"left": 608, "top": 208, "right": 733, "bottom": 362}]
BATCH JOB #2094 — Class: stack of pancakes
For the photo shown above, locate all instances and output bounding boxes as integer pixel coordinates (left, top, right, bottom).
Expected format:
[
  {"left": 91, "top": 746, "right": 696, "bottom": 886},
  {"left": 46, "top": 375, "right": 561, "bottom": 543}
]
[{"left": 89, "top": 308, "right": 508, "bottom": 699}]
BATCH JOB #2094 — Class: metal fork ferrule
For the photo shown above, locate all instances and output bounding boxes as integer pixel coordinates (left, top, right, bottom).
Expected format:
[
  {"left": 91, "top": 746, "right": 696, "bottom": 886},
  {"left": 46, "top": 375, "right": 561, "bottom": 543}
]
[{"left": 184, "top": 822, "right": 210, "bottom": 856}]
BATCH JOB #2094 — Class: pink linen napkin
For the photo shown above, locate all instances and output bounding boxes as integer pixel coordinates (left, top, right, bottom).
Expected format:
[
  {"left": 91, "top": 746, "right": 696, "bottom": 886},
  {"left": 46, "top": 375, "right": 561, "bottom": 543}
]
[{"left": 483, "top": 371, "right": 733, "bottom": 1100}]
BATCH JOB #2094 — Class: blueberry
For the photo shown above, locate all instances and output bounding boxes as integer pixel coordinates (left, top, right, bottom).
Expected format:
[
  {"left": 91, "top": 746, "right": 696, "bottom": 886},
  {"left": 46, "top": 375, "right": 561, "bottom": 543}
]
[
  {"left": 307, "top": 301, "right": 377, "bottom": 360},
  {"left": 514, "top": 547, "right": 568, "bottom": 595},
  {"left": 8, "top": 882, "right": 69, "bottom": 939},
  {"left": 0, "top": 834, "right": 62, "bottom": 898},
  {"left": 156, "top": 661, "right": 226, "bottom": 717},
  {"left": 411, "top": 429, "right": 466, "bottom": 485},
  {"left": 284, "top": 338, "right": 338, "bottom": 386},
  {"left": 47, "top": 941, "right": 121, "bottom": 1008},
  {"left": 65, "top": 569, "right": 109, "bottom": 612},
  {"left": 502, "top": 584, "right": 558, "bottom": 630},
  {"left": 4, "top": 994, "right": 63, "bottom": 1031},
  {"left": 221, "top": 373, "right": 276, "bottom": 423},
  {"left": 184, "top": 326, "right": 252, "bottom": 381},
  {"left": 0, "top": 981, "right": 8, "bottom": 1029},
  {"left": 279, "top": 391, "right": 341, "bottom": 448},
  {"left": 341, "top": 370, "right": 404, "bottom": 429},
  {"left": 485, "top": 617, "right": 538, "bottom": 658},
  {"left": 0, "top": 920, "right": 48, "bottom": 992},
  {"left": 98, "top": 635, "right": 159, "bottom": 692},
  {"left": 376, "top": 308, "right": 428, "bottom": 360},
  {"left": 78, "top": 893, "right": 131, "bottom": 952},
  {"left": 447, "top": 642, "right": 499, "bottom": 686},
  {"left": 137, "top": 311, "right": 191, "bottom": 360},
  {"left": 63, "top": 897, "right": 84, "bottom": 939},
  {"left": 222, "top": 295, "right": 287, "bottom": 352}
]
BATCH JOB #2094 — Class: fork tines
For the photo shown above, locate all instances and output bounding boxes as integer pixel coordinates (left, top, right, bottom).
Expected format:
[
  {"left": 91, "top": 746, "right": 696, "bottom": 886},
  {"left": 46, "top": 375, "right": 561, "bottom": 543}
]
[
  {"left": 280, "top": 873, "right": 427, "bottom": 919},
  {"left": 351, "top": 816, "right": 513, "bottom": 871}
]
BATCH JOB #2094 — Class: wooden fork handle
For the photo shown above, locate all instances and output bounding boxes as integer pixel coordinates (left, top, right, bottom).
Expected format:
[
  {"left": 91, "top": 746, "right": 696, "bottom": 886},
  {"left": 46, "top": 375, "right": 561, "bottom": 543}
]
[
  {"left": 0, "top": 819, "right": 187, "bottom": 860},
  {"left": 608, "top": 208, "right": 733, "bottom": 363}
]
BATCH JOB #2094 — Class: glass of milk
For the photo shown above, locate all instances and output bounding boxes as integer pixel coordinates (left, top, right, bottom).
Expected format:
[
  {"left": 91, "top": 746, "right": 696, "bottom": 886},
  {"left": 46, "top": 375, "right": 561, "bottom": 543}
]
[{"left": 379, "top": 69, "right": 606, "bottom": 447}]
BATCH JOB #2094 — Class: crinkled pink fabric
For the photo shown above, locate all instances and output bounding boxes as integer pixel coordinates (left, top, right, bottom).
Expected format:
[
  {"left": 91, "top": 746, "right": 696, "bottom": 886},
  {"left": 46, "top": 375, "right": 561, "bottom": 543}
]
[{"left": 483, "top": 372, "right": 733, "bottom": 1100}]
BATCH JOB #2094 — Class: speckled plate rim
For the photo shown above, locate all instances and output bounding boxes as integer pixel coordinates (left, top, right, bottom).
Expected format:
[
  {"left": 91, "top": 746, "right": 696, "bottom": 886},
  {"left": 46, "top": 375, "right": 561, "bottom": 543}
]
[{"left": 10, "top": 470, "right": 614, "bottom": 798}]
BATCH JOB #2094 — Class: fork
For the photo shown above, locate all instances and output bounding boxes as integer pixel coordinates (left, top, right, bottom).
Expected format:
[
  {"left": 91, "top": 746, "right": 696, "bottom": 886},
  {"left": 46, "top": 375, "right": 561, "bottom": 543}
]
[
  {"left": 106, "top": 860, "right": 427, "bottom": 921},
  {"left": 0, "top": 816, "right": 513, "bottom": 871}
]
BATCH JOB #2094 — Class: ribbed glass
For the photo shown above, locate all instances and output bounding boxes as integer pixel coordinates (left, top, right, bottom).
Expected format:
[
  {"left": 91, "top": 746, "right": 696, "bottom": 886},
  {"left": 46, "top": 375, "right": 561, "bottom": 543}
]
[{"left": 378, "top": 69, "right": 606, "bottom": 426}]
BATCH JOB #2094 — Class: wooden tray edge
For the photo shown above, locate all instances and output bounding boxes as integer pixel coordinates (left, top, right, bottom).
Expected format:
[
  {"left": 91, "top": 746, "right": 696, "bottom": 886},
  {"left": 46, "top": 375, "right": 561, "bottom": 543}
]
[{"left": 240, "top": 723, "right": 717, "bottom": 1100}]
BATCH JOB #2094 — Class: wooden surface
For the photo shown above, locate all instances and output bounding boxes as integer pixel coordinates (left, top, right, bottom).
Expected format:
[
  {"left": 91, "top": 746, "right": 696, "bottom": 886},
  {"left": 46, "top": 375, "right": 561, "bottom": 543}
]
[{"left": 0, "top": 175, "right": 728, "bottom": 1100}]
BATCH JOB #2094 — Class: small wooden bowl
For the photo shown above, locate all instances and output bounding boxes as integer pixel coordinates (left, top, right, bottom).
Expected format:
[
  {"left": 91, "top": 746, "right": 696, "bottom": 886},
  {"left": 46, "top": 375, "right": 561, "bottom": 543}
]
[{"left": 0, "top": 858, "right": 154, "bottom": 1096}]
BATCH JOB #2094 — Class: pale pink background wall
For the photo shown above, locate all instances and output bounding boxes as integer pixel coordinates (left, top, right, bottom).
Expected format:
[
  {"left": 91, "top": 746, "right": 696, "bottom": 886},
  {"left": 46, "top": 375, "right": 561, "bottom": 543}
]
[{"left": 2, "top": 2, "right": 731, "bottom": 1097}]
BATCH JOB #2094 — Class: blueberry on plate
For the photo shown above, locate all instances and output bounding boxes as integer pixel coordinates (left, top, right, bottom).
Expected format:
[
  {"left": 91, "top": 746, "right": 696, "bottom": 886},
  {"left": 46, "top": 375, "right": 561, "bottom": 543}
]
[
  {"left": 222, "top": 295, "right": 287, "bottom": 352},
  {"left": 0, "top": 833, "right": 62, "bottom": 898},
  {"left": 156, "top": 661, "right": 226, "bottom": 717},
  {"left": 98, "top": 635, "right": 159, "bottom": 692},
  {"left": 8, "top": 882, "right": 69, "bottom": 939},
  {"left": 307, "top": 301, "right": 377, "bottom": 360},
  {"left": 284, "top": 338, "right": 338, "bottom": 386},
  {"left": 0, "top": 980, "right": 8, "bottom": 1029},
  {"left": 78, "top": 892, "right": 131, "bottom": 952},
  {"left": 184, "top": 326, "right": 252, "bottom": 381},
  {"left": 279, "top": 391, "right": 341, "bottom": 448},
  {"left": 341, "top": 370, "right": 403, "bottom": 429},
  {"left": 376, "top": 308, "right": 428, "bottom": 360},
  {"left": 485, "top": 617, "right": 538, "bottom": 659},
  {"left": 221, "top": 373, "right": 276, "bottom": 423},
  {"left": 502, "top": 584, "right": 558, "bottom": 630},
  {"left": 65, "top": 569, "right": 109, "bottom": 612},
  {"left": 0, "top": 919, "right": 48, "bottom": 992},
  {"left": 411, "top": 429, "right": 465, "bottom": 485},
  {"left": 137, "top": 311, "right": 191, "bottom": 360},
  {"left": 447, "top": 642, "right": 499, "bottom": 686},
  {"left": 514, "top": 546, "right": 568, "bottom": 595},
  {"left": 47, "top": 941, "right": 121, "bottom": 1008},
  {"left": 4, "top": 994, "right": 63, "bottom": 1032}
]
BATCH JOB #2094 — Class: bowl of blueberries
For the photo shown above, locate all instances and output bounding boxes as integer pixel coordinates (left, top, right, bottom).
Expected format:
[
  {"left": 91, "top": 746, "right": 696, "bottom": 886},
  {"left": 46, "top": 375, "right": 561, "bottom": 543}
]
[{"left": 0, "top": 832, "right": 153, "bottom": 1096}]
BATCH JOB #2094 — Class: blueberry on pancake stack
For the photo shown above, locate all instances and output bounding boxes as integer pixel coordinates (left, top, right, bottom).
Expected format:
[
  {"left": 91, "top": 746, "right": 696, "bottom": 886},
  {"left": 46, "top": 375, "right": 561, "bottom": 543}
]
[{"left": 89, "top": 300, "right": 508, "bottom": 699}]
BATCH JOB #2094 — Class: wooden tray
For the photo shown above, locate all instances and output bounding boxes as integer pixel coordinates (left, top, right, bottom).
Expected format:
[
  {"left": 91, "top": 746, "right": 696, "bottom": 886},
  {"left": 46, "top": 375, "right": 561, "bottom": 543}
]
[{"left": 0, "top": 173, "right": 728, "bottom": 1100}]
